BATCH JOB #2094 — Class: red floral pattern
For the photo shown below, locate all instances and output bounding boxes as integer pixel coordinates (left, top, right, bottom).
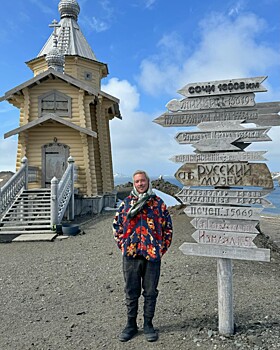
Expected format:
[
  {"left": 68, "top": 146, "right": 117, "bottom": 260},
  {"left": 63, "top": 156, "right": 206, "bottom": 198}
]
[{"left": 113, "top": 195, "right": 173, "bottom": 262}]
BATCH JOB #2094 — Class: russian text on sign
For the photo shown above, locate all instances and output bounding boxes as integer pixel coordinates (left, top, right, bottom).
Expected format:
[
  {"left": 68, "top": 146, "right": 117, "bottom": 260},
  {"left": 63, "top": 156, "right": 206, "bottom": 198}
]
[
  {"left": 184, "top": 205, "right": 262, "bottom": 220},
  {"left": 176, "top": 187, "right": 273, "bottom": 207},
  {"left": 170, "top": 151, "right": 267, "bottom": 163},
  {"left": 175, "top": 127, "right": 271, "bottom": 144},
  {"left": 191, "top": 230, "right": 257, "bottom": 248},
  {"left": 190, "top": 217, "right": 259, "bottom": 233},
  {"left": 166, "top": 93, "right": 255, "bottom": 112},
  {"left": 177, "top": 76, "right": 267, "bottom": 97},
  {"left": 175, "top": 162, "right": 274, "bottom": 188},
  {"left": 153, "top": 109, "right": 280, "bottom": 127}
]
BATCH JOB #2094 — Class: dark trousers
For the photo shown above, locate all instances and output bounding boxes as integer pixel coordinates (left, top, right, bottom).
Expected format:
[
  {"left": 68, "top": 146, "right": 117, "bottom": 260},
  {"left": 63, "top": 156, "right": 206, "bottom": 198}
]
[{"left": 123, "top": 256, "right": 161, "bottom": 319}]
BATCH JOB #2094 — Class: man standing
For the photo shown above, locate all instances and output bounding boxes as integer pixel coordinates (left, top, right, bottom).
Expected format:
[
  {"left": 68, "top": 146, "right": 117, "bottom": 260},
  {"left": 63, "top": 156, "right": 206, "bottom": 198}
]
[{"left": 113, "top": 170, "right": 173, "bottom": 342}]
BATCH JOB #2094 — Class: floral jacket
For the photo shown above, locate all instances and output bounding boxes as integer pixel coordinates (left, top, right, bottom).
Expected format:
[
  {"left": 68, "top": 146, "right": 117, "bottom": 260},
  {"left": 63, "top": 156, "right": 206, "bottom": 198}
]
[{"left": 113, "top": 194, "right": 173, "bottom": 262}]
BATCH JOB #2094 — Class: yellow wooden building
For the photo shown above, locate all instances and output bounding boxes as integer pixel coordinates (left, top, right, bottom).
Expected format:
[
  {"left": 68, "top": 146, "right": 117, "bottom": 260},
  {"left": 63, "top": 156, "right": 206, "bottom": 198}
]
[{"left": 0, "top": 0, "right": 121, "bottom": 198}]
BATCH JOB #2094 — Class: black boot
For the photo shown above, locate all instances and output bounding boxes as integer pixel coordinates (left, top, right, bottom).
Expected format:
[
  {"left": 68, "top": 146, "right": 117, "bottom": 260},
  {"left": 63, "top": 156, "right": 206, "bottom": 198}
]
[
  {"left": 119, "top": 317, "right": 138, "bottom": 342},
  {"left": 144, "top": 317, "right": 158, "bottom": 342}
]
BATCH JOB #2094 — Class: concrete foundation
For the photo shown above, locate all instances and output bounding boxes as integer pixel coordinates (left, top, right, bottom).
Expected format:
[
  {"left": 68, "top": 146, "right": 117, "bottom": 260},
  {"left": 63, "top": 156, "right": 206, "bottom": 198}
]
[{"left": 74, "top": 191, "right": 117, "bottom": 216}]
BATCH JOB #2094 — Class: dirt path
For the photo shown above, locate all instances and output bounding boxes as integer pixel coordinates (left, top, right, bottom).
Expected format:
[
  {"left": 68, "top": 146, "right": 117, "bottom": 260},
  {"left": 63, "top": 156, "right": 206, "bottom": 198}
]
[{"left": 0, "top": 210, "right": 279, "bottom": 350}]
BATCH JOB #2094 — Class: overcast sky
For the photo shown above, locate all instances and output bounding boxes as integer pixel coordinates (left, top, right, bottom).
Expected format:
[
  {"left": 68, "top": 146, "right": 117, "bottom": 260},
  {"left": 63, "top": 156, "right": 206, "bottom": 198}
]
[{"left": 0, "top": 0, "right": 279, "bottom": 176}]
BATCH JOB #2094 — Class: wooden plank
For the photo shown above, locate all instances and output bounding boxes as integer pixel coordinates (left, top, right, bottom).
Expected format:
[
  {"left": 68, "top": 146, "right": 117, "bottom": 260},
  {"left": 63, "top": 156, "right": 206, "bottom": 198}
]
[
  {"left": 191, "top": 229, "right": 258, "bottom": 248},
  {"left": 192, "top": 138, "right": 243, "bottom": 152},
  {"left": 176, "top": 187, "right": 273, "bottom": 207},
  {"left": 190, "top": 217, "right": 259, "bottom": 233},
  {"left": 256, "top": 101, "right": 280, "bottom": 112},
  {"left": 153, "top": 109, "right": 279, "bottom": 128},
  {"left": 217, "top": 258, "right": 234, "bottom": 335},
  {"left": 179, "top": 242, "right": 270, "bottom": 262},
  {"left": 255, "top": 114, "right": 280, "bottom": 127},
  {"left": 170, "top": 151, "right": 267, "bottom": 163},
  {"left": 197, "top": 120, "right": 245, "bottom": 130},
  {"left": 177, "top": 76, "right": 267, "bottom": 97},
  {"left": 184, "top": 205, "right": 262, "bottom": 220},
  {"left": 175, "top": 127, "right": 271, "bottom": 144},
  {"left": 12, "top": 233, "right": 57, "bottom": 242},
  {"left": 175, "top": 162, "right": 274, "bottom": 188},
  {"left": 166, "top": 93, "right": 255, "bottom": 112}
]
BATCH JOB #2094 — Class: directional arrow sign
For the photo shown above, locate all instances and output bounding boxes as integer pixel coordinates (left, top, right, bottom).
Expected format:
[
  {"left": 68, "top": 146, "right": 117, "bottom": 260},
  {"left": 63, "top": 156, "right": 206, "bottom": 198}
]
[
  {"left": 191, "top": 230, "right": 258, "bottom": 248},
  {"left": 179, "top": 243, "right": 270, "bottom": 262},
  {"left": 256, "top": 101, "right": 280, "bottom": 113},
  {"left": 175, "top": 162, "right": 274, "bottom": 188},
  {"left": 166, "top": 93, "right": 255, "bottom": 112},
  {"left": 177, "top": 76, "right": 267, "bottom": 97},
  {"left": 153, "top": 107, "right": 279, "bottom": 128},
  {"left": 176, "top": 187, "right": 274, "bottom": 207},
  {"left": 255, "top": 114, "right": 280, "bottom": 127},
  {"left": 184, "top": 205, "right": 263, "bottom": 220},
  {"left": 169, "top": 151, "right": 267, "bottom": 163},
  {"left": 193, "top": 138, "right": 243, "bottom": 152},
  {"left": 175, "top": 127, "right": 271, "bottom": 145},
  {"left": 190, "top": 217, "right": 259, "bottom": 233}
]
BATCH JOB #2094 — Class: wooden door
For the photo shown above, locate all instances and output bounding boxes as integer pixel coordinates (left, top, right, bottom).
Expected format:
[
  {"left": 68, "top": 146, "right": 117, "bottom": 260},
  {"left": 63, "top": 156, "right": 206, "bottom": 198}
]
[{"left": 42, "top": 142, "right": 69, "bottom": 187}]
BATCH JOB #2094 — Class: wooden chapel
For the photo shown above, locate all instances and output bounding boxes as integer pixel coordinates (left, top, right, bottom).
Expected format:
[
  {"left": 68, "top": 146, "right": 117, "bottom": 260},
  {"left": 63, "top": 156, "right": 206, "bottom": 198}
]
[{"left": 0, "top": 0, "right": 121, "bottom": 199}]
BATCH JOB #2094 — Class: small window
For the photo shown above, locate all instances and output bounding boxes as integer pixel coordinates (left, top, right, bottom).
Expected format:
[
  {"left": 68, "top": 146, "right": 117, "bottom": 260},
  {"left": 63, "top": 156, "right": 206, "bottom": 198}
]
[
  {"left": 84, "top": 71, "right": 92, "bottom": 81},
  {"left": 38, "top": 90, "right": 71, "bottom": 118}
]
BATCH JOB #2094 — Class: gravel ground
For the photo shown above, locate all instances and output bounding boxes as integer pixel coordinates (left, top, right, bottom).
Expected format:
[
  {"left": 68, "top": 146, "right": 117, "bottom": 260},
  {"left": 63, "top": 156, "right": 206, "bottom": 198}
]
[{"left": 0, "top": 208, "right": 279, "bottom": 350}]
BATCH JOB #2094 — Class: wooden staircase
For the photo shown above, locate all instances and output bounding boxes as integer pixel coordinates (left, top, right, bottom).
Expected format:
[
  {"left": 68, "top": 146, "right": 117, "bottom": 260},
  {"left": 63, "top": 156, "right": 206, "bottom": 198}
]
[{"left": 0, "top": 189, "right": 57, "bottom": 242}]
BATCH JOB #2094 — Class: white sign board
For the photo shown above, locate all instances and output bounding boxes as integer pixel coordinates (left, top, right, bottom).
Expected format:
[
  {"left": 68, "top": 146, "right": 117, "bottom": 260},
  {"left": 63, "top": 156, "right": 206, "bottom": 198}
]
[{"left": 179, "top": 242, "right": 270, "bottom": 262}]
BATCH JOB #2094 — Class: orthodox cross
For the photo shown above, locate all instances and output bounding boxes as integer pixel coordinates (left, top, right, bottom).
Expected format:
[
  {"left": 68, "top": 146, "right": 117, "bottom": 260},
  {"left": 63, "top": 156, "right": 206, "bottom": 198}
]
[{"left": 49, "top": 19, "right": 61, "bottom": 48}]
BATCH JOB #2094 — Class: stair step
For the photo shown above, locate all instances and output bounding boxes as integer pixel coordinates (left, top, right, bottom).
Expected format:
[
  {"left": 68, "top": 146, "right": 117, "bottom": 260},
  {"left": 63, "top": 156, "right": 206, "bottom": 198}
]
[
  {"left": 2, "top": 214, "right": 50, "bottom": 218},
  {"left": 7, "top": 211, "right": 51, "bottom": 216},
  {"left": 13, "top": 199, "right": 51, "bottom": 206},
  {"left": 0, "top": 230, "right": 53, "bottom": 235},
  {"left": 21, "top": 190, "right": 51, "bottom": 196},
  {"left": 5, "top": 211, "right": 51, "bottom": 216},
  {"left": 17, "top": 196, "right": 51, "bottom": 202},
  {"left": 0, "top": 220, "right": 50, "bottom": 231}
]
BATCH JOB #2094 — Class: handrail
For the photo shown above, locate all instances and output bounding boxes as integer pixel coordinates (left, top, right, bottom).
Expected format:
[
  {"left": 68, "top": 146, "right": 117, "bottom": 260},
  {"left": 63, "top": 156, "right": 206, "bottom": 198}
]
[
  {"left": 51, "top": 156, "right": 75, "bottom": 226},
  {"left": 0, "top": 157, "right": 28, "bottom": 219}
]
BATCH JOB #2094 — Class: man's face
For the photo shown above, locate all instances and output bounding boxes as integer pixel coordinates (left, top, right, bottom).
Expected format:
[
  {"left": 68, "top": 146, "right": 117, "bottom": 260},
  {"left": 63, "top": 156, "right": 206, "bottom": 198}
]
[{"left": 133, "top": 173, "right": 149, "bottom": 194}]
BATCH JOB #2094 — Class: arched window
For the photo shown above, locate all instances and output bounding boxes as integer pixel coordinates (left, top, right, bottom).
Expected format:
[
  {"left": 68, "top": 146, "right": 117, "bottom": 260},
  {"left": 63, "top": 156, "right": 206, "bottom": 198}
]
[{"left": 38, "top": 90, "right": 71, "bottom": 117}]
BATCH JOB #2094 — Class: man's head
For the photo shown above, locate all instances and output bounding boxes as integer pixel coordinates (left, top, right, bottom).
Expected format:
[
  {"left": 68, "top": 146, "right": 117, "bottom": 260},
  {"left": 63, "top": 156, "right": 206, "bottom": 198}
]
[{"left": 132, "top": 170, "right": 150, "bottom": 194}]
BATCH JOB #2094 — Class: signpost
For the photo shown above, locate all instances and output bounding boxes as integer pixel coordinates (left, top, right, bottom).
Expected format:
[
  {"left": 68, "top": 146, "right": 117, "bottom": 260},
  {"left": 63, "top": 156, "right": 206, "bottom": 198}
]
[
  {"left": 175, "top": 127, "right": 271, "bottom": 144},
  {"left": 154, "top": 75, "right": 279, "bottom": 336},
  {"left": 191, "top": 230, "right": 258, "bottom": 248},
  {"left": 166, "top": 93, "right": 255, "bottom": 112},
  {"left": 190, "top": 217, "right": 259, "bottom": 233},
  {"left": 177, "top": 187, "right": 273, "bottom": 207},
  {"left": 153, "top": 104, "right": 280, "bottom": 127},
  {"left": 175, "top": 162, "right": 274, "bottom": 188},
  {"left": 170, "top": 151, "right": 267, "bottom": 163},
  {"left": 177, "top": 76, "right": 267, "bottom": 97}
]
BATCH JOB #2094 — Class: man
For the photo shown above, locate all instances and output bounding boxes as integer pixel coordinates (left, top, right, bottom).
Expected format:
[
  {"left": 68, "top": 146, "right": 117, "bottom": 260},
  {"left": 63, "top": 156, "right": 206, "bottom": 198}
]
[{"left": 113, "top": 170, "right": 173, "bottom": 342}]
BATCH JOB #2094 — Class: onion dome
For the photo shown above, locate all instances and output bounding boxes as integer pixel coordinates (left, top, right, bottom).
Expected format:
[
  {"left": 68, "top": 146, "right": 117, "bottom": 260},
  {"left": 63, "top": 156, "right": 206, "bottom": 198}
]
[
  {"left": 46, "top": 47, "right": 65, "bottom": 73},
  {"left": 58, "top": 0, "right": 80, "bottom": 21}
]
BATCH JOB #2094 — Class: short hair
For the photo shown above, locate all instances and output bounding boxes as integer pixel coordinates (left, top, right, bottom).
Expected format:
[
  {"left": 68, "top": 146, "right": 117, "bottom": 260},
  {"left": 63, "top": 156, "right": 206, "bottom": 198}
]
[{"left": 132, "top": 170, "right": 150, "bottom": 182}]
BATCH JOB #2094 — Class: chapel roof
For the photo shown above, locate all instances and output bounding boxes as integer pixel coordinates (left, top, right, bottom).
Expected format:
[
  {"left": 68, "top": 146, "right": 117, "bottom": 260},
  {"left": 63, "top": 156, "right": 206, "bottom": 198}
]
[{"left": 36, "top": 0, "right": 97, "bottom": 62}]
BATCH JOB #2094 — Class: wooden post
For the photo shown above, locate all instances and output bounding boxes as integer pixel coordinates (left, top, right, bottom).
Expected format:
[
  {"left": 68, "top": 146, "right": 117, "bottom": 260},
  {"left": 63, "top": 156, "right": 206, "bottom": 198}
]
[
  {"left": 21, "top": 156, "right": 28, "bottom": 190},
  {"left": 68, "top": 156, "right": 75, "bottom": 221},
  {"left": 217, "top": 258, "right": 234, "bottom": 335},
  {"left": 51, "top": 177, "right": 58, "bottom": 228}
]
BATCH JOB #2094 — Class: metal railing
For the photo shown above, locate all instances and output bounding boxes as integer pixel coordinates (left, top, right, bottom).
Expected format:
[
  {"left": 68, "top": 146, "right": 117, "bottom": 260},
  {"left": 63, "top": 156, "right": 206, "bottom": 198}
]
[
  {"left": 51, "top": 156, "right": 75, "bottom": 226},
  {"left": 0, "top": 157, "right": 28, "bottom": 219}
]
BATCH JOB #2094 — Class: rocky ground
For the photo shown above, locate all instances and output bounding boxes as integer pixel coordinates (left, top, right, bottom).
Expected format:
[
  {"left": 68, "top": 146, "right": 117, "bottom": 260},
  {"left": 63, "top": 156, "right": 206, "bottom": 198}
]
[{"left": 0, "top": 180, "right": 279, "bottom": 350}]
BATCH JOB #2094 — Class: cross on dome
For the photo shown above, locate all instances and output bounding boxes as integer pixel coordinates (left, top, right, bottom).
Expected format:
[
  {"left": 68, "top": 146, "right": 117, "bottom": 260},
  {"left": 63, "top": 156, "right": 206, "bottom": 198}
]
[{"left": 49, "top": 19, "right": 61, "bottom": 48}]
